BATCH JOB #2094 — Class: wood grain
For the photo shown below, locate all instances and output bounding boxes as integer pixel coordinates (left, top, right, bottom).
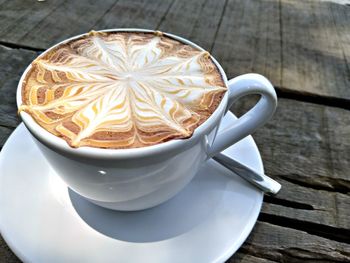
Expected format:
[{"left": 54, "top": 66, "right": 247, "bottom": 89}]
[
  {"left": 229, "top": 221, "right": 350, "bottom": 262},
  {"left": 211, "top": 0, "right": 282, "bottom": 86},
  {"left": 0, "top": 0, "right": 65, "bottom": 47},
  {"left": 211, "top": 0, "right": 350, "bottom": 100},
  {"left": 0, "top": 125, "right": 14, "bottom": 150},
  {"left": 279, "top": 0, "right": 350, "bottom": 99},
  {"left": 0, "top": 235, "right": 20, "bottom": 263},
  {"left": 0, "top": 45, "right": 37, "bottom": 128},
  {"left": 94, "top": 0, "right": 174, "bottom": 33},
  {"left": 157, "top": 0, "right": 227, "bottom": 51},
  {"left": 262, "top": 178, "right": 350, "bottom": 231},
  {"left": 229, "top": 253, "right": 279, "bottom": 263},
  {"left": 18, "top": 0, "right": 117, "bottom": 49}
]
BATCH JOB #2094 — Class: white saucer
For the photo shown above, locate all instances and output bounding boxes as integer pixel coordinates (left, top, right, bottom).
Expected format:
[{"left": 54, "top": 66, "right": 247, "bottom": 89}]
[{"left": 0, "top": 112, "right": 263, "bottom": 263}]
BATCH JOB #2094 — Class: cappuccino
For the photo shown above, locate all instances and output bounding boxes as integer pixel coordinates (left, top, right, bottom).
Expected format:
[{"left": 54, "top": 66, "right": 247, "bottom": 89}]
[{"left": 20, "top": 31, "right": 226, "bottom": 149}]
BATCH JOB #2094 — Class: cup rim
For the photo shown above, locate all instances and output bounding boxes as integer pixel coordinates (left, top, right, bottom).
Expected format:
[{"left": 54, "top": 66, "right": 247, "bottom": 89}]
[{"left": 17, "top": 28, "right": 229, "bottom": 159}]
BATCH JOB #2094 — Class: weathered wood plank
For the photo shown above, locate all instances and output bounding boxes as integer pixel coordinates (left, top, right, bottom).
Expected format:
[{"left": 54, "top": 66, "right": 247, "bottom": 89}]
[
  {"left": 0, "top": 0, "right": 175, "bottom": 50},
  {"left": 0, "top": 0, "right": 10, "bottom": 7},
  {"left": 0, "top": 125, "right": 14, "bottom": 148},
  {"left": 0, "top": 45, "right": 37, "bottom": 75},
  {"left": 94, "top": 0, "right": 173, "bottom": 32},
  {"left": 228, "top": 253, "right": 279, "bottom": 263},
  {"left": 0, "top": 0, "right": 65, "bottom": 46},
  {"left": 157, "top": 0, "right": 227, "bottom": 51},
  {"left": 211, "top": 0, "right": 282, "bottom": 86},
  {"left": 184, "top": 0, "right": 228, "bottom": 51},
  {"left": 212, "top": 0, "right": 350, "bottom": 100},
  {"left": 262, "top": 178, "right": 350, "bottom": 231},
  {"left": 280, "top": 0, "right": 350, "bottom": 99},
  {"left": 18, "top": 0, "right": 118, "bottom": 49},
  {"left": 0, "top": 234, "right": 20, "bottom": 263},
  {"left": 0, "top": 46, "right": 37, "bottom": 128},
  {"left": 0, "top": 70, "right": 19, "bottom": 127},
  {"left": 330, "top": 2, "right": 350, "bottom": 76},
  {"left": 229, "top": 221, "right": 350, "bottom": 262}
]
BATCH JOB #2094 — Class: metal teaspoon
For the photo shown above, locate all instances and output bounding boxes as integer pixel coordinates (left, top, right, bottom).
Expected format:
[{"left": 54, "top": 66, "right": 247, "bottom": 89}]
[{"left": 213, "top": 152, "right": 281, "bottom": 195}]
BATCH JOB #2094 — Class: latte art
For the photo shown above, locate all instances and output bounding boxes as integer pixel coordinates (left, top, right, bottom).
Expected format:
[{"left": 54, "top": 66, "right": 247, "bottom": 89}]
[{"left": 20, "top": 31, "right": 226, "bottom": 148}]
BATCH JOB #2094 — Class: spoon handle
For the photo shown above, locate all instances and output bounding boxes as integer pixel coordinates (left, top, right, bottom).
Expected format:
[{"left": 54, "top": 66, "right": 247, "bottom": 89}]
[{"left": 213, "top": 152, "right": 281, "bottom": 195}]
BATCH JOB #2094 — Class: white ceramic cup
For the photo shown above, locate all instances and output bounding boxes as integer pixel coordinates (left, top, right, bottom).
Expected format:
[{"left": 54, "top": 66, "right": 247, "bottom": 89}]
[{"left": 17, "top": 29, "right": 277, "bottom": 211}]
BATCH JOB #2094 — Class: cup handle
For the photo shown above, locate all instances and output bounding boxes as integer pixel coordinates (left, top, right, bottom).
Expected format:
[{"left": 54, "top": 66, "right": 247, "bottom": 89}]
[{"left": 207, "top": 73, "right": 277, "bottom": 157}]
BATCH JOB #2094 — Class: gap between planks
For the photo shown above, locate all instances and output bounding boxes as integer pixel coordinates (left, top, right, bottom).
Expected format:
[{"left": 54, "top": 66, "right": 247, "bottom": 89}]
[
  {"left": 0, "top": 41, "right": 44, "bottom": 52},
  {"left": 276, "top": 87, "right": 350, "bottom": 111},
  {"left": 258, "top": 213, "right": 350, "bottom": 244}
]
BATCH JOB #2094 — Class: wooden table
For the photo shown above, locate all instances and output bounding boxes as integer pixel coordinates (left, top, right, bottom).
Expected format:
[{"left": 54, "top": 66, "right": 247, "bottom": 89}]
[{"left": 0, "top": 0, "right": 349, "bottom": 262}]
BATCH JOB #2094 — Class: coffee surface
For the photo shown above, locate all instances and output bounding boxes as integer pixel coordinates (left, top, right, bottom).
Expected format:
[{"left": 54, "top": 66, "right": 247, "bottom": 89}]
[{"left": 20, "top": 31, "right": 226, "bottom": 149}]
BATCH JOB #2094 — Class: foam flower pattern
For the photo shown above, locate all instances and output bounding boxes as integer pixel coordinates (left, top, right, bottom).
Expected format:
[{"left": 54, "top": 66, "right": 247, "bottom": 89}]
[{"left": 20, "top": 31, "right": 226, "bottom": 148}]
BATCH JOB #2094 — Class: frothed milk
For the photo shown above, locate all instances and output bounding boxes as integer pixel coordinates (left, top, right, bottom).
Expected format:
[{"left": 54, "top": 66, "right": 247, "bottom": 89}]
[{"left": 20, "top": 31, "right": 226, "bottom": 149}]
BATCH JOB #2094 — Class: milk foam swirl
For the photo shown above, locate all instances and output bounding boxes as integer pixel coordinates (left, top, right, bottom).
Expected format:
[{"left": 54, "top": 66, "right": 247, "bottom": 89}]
[{"left": 20, "top": 31, "right": 226, "bottom": 148}]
